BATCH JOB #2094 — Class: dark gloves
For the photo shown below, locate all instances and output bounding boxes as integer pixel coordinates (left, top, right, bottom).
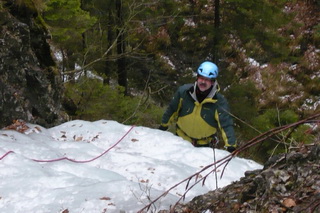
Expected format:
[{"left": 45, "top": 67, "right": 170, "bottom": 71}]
[
  {"left": 210, "top": 136, "right": 219, "bottom": 147},
  {"left": 158, "top": 125, "right": 168, "bottom": 131},
  {"left": 226, "top": 146, "right": 236, "bottom": 153}
]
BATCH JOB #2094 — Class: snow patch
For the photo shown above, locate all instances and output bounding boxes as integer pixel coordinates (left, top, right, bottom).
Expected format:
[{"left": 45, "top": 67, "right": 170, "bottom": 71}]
[{"left": 0, "top": 120, "right": 262, "bottom": 212}]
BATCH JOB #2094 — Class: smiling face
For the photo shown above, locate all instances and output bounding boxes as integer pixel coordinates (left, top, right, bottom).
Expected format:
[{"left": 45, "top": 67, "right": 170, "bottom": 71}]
[{"left": 196, "top": 75, "right": 214, "bottom": 91}]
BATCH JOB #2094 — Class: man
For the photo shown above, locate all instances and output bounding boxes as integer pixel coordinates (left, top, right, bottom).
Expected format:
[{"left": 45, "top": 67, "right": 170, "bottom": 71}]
[{"left": 159, "top": 61, "right": 236, "bottom": 153}]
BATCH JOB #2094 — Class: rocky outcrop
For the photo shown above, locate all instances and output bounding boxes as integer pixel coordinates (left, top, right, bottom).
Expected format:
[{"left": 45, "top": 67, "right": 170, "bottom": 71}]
[
  {"left": 172, "top": 144, "right": 320, "bottom": 212},
  {"left": 0, "top": 1, "right": 67, "bottom": 128}
]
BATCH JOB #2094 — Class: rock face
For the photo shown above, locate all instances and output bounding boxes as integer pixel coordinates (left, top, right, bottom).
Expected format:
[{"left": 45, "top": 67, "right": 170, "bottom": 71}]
[
  {"left": 0, "top": 2, "right": 66, "bottom": 128},
  {"left": 172, "top": 144, "right": 320, "bottom": 213}
]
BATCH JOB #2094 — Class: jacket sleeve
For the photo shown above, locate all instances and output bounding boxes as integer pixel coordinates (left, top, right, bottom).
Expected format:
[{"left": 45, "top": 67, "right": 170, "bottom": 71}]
[
  {"left": 160, "top": 87, "right": 183, "bottom": 128},
  {"left": 216, "top": 94, "right": 236, "bottom": 147}
]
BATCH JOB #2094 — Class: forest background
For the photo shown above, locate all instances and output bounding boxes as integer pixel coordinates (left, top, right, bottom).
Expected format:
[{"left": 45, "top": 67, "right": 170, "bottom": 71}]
[{"left": 6, "top": 0, "right": 320, "bottom": 163}]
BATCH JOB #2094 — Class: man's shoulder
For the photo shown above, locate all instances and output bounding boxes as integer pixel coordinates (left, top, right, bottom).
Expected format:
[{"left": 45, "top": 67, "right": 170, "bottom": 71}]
[
  {"left": 215, "top": 92, "right": 229, "bottom": 105},
  {"left": 216, "top": 92, "right": 225, "bottom": 98},
  {"left": 178, "top": 83, "right": 194, "bottom": 92}
]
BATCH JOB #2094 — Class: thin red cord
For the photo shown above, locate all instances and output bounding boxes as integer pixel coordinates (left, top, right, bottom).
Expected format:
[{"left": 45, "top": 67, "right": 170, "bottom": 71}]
[{"left": 0, "top": 125, "right": 135, "bottom": 163}]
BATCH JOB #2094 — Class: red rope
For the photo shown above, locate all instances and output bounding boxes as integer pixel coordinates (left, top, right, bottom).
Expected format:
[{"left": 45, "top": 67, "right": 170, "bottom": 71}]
[
  {"left": 0, "top": 125, "right": 135, "bottom": 163},
  {"left": 0, "top": 151, "right": 15, "bottom": 160}
]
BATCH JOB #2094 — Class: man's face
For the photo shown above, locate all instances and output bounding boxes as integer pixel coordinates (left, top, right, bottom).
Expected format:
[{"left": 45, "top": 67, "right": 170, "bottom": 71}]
[{"left": 197, "top": 76, "right": 214, "bottom": 91}]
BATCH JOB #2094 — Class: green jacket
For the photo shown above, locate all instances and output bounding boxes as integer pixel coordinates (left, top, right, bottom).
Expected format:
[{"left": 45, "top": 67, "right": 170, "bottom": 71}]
[{"left": 161, "top": 82, "right": 236, "bottom": 147}]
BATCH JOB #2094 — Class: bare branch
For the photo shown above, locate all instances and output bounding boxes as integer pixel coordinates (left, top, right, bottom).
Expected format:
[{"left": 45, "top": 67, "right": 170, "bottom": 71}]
[{"left": 138, "top": 113, "right": 320, "bottom": 212}]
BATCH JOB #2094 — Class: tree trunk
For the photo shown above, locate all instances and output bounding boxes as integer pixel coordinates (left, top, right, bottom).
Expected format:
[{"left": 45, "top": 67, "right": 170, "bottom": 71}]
[
  {"left": 104, "top": 3, "right": 115, "bottom": 85},
  {"left": 213, "top": 0, "right": 220, "bottom": 63},
  {"left": 80, "top": 0, "right": 87, "bottom": 77},
  {"left": 116, "top": 0, "right": 127, "bottom": 95}
]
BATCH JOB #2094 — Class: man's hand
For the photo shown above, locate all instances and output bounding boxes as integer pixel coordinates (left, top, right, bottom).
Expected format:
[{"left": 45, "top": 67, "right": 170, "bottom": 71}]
[
  {"left": 226, "top": 146, "right": 236, "bottom": 153},
  {"left": 158, "top": 125, "right": 168, "bottom": 131},
  {"left": 210, "top": 136, "right": 219, "bottom": 148}
]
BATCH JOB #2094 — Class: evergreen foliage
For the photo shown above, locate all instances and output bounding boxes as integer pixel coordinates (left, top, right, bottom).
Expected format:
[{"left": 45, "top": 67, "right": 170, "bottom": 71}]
[
  {"left": 44, "top": 0, "right": 96, "bottom": 43},
  {"left": 248, "top": 108, "right": 315, "bottom": 163},
  {"left": 15, "top": 0, "right": 45, "bottom": 12},
  {"left": 224, "top": 81, "right": 259, "bottom": 140},
  {"left": 64, "top": 77, "right": 163, "bottom": 127},
  {"left": 43, "top": 0, "right": 96, "bottom": 70},
  {"left": 222, "top": 0, "right": 291, "bottom": 63},
  {"left": 38, "top": 0, "right": 319, "bottom": 162}
]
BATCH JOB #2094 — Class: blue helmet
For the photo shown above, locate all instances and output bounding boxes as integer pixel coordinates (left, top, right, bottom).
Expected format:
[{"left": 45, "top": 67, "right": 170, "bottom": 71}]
[{"left": 197, "top": 61, "right": 218, "bottom": 79}]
